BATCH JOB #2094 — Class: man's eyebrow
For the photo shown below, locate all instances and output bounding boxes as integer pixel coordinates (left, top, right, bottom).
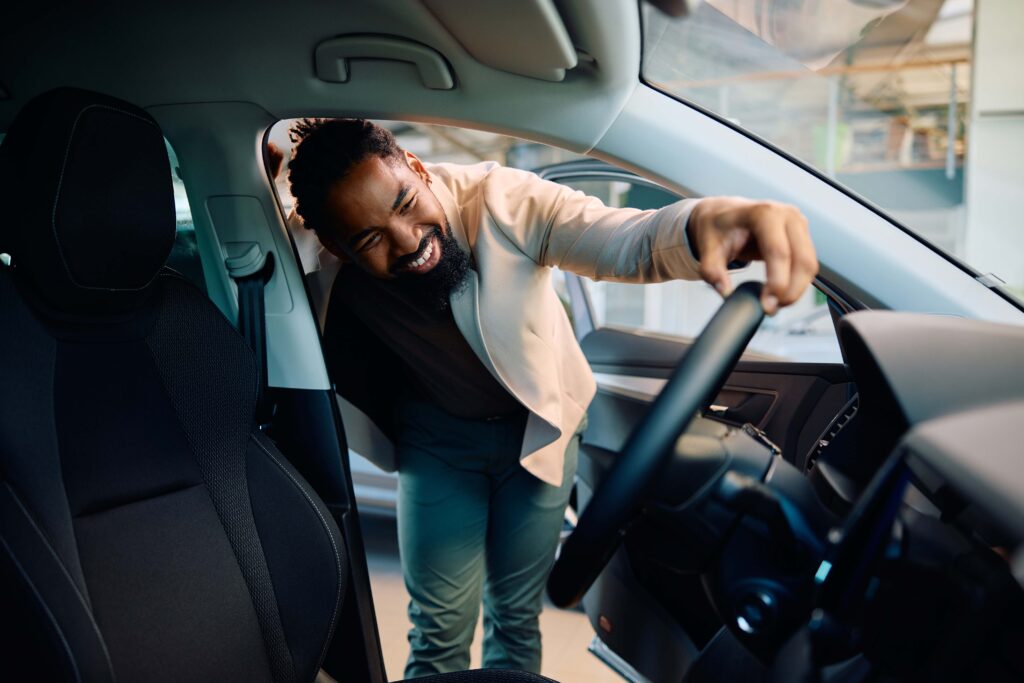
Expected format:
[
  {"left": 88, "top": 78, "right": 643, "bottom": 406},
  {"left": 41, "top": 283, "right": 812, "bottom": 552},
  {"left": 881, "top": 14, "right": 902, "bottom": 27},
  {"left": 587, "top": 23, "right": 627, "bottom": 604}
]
[{"left": 392, "top": 185, "right": 411, "bottom": 212}]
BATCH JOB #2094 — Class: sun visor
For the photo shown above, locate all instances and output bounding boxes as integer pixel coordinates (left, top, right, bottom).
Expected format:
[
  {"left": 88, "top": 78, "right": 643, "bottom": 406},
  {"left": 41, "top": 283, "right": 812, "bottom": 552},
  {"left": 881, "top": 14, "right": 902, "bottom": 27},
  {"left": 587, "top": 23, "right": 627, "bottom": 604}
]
[{"left": 421, "top": 0, "right": 578, "bottom": 82}]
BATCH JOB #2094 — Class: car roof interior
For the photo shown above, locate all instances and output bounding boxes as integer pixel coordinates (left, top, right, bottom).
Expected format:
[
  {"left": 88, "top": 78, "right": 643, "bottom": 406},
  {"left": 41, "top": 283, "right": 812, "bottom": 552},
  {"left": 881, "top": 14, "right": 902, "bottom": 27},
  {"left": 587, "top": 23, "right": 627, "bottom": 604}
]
[{"left": 0, "top": 0, "right": 640, "bottom": 152}]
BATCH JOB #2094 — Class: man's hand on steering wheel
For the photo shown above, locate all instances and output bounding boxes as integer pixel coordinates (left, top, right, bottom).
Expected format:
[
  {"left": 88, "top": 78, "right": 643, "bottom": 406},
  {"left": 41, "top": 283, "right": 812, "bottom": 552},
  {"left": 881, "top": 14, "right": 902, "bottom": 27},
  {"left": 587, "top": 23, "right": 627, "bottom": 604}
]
[{"left": 688, "top": 198, "right": 819, "bottom": 315}]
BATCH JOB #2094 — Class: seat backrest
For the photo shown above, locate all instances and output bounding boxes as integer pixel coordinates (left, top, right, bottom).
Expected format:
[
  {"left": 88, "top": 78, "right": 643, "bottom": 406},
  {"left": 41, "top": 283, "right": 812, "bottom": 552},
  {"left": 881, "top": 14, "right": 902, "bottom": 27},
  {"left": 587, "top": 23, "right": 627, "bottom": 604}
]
[{"left": 0, "top": 88, "right": 346, "bottom": 683}]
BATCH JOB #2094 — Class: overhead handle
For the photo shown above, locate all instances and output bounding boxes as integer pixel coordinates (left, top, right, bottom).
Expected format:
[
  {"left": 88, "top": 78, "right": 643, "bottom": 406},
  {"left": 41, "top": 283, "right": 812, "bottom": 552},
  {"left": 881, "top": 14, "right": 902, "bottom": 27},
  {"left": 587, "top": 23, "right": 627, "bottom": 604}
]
[{"left": 315, "top": 35, "right": 455, "bottom": 90}]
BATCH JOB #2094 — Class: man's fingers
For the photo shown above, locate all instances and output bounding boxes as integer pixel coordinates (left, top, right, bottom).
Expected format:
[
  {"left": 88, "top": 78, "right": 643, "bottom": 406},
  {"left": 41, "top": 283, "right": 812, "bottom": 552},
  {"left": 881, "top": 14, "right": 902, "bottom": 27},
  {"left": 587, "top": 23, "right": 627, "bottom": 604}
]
[
  {"left": 705, "top": 262, "right": 734, "bottom": 298},
  {"left": 699, "top": 248, "right": 733, "bottom": 297},
  {"left": 748, "top": 206, "right": 791, "bottom": 315},
  {"left": 780, "top": 214, "right": 818, "bottom": 306},
  {"left": 696, "top": 227, "right": 734, "bottom": 297},
  {"left": 689, "top": 198, "right": 819, "bottom": 312}
]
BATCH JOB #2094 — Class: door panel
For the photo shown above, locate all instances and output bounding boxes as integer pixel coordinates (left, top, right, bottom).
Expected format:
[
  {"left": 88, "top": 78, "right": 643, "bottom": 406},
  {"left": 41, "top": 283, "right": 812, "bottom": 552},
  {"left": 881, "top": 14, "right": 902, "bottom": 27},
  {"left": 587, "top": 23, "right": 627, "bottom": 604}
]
[
  {"left": 580, "top": 327, "right": 854, "bottom": 468},
  {"left": 575, "top": 328, "right": 854, "bottom": 683}
]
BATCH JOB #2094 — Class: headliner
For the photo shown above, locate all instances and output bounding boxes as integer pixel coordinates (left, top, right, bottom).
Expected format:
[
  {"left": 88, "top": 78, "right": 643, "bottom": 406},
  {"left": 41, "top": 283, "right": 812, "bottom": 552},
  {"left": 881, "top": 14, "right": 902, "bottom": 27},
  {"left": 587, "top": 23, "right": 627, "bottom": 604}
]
[{"left": 0, "top": 0, "right": 642, "bottom": 152}]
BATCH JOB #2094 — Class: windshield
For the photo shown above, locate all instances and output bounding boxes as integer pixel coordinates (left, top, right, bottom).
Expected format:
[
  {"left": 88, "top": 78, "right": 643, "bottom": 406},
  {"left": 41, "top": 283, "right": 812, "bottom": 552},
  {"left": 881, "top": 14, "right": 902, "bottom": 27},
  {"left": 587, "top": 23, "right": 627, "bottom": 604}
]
[{"left": 642, "top": 0, "right": 1024, "bottom": 305}]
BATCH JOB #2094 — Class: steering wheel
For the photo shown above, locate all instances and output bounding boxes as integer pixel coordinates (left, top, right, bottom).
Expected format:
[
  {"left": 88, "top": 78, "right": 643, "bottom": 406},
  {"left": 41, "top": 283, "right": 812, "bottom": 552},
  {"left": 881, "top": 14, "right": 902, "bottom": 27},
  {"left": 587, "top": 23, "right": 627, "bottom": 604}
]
[{"left": 547, "top": 282, "right": 766, "bottom": 608}]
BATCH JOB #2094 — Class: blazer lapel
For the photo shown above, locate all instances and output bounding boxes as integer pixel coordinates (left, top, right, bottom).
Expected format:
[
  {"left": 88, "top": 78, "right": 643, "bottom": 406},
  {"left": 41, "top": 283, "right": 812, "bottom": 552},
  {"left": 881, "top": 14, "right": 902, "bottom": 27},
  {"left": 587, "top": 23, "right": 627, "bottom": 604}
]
[
  {"left": 449, "top": 270, "right": 494, "bottom": 381},
  {"left": 433, "top": 171, "right": 518, "bottom": 401}
]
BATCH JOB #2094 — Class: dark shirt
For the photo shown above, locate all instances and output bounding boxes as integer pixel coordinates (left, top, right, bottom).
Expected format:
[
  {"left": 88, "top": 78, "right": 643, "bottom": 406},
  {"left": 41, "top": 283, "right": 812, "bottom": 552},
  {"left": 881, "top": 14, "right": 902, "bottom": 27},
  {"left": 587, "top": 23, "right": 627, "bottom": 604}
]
[{"left": 327, "top": 266, "right": 522, "bottom": 420}]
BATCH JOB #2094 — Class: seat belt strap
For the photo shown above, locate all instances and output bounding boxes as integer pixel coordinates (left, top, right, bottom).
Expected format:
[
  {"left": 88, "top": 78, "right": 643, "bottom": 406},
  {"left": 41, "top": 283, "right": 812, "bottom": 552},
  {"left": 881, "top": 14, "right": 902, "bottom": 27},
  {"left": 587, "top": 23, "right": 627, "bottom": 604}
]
[{"left": 227, "top": 245, "right": 276, "bottom": 428}]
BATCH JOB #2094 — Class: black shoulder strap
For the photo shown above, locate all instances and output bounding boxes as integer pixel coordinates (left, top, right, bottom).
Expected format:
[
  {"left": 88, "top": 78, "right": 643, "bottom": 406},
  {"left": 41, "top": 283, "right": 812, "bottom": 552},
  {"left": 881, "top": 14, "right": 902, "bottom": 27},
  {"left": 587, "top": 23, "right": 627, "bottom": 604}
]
[{"left": 233, "top": 252, "right": 276, "bottom": 428}]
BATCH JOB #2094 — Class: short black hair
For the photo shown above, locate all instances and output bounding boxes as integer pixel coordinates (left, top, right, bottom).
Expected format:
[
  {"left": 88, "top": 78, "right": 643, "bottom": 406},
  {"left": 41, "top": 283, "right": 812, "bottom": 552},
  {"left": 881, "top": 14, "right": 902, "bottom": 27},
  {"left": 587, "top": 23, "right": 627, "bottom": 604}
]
[{"left": 287, "top": 118, "right": 403, "bottom": 233}]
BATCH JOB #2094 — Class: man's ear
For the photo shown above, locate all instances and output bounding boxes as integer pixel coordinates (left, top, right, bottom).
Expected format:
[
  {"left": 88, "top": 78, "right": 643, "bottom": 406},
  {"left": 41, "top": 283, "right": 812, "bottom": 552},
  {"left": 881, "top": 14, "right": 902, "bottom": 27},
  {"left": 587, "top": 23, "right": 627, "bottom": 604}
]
[{"left": 404, "top": 151, "right": 431, "bottom": 185}]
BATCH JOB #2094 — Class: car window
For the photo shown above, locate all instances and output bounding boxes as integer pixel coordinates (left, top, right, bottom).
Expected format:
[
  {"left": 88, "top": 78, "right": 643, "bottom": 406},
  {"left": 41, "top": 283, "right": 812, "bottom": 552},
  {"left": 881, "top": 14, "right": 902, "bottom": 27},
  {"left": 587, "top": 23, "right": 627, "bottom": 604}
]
[
  {"left": 164, "top": 139, "right": 206, "bottom": 293},
  {"left": 555, "top": 176, "right": 844, "bottom": 364},
  {"left": 267, "top": 120, "right": 843, "bottom": 363},
  {"left": 642, "top": 0, "right": 1024, "bottom": 307},
  {"left": 267, "top": 119, "right": 588, "bottom": 277}
]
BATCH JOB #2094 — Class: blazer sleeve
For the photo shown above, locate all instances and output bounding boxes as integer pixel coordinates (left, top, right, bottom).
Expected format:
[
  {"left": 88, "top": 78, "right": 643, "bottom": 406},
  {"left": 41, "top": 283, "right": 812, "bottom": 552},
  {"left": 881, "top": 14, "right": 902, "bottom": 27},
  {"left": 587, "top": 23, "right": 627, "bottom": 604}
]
[{"left": 479, "top": 165, "right": 704, "bottom": 283}]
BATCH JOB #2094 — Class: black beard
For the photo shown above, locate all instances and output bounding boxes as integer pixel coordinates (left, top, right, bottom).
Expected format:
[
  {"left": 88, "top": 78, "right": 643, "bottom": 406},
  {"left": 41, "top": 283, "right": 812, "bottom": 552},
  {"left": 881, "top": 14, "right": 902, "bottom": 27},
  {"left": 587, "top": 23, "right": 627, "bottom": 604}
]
[{"left": 390, "top": 221, "right": 471, "bottom": 312}]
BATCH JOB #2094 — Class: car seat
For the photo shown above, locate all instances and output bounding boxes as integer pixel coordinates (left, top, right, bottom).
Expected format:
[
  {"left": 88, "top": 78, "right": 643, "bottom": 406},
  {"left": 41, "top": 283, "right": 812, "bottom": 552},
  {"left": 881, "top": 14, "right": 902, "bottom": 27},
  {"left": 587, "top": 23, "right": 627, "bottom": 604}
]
[{"left": 0, "top": 87, "right": 555, "bottom": 683}]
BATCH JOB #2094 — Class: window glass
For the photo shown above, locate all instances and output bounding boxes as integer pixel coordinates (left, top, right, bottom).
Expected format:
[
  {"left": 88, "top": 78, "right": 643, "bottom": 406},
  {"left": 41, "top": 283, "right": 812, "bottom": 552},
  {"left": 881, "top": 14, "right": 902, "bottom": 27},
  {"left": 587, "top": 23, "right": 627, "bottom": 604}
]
[
  {"left": 557, "top": 176, "right": 843, "bottom": 363},
  {"left": 642, "top": 1, "right": 1023, "bottom": 306},
  {"left": 164, "top": 139, "right": 206, "bottom": 292}
]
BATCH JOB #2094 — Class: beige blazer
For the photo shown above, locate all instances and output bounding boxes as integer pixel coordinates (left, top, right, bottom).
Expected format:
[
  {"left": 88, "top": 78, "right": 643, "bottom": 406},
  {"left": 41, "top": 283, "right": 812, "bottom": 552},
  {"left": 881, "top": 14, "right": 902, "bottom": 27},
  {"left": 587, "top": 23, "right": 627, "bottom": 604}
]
[{"left": 291, "top": 161, "right": 702, "bottom": 486}]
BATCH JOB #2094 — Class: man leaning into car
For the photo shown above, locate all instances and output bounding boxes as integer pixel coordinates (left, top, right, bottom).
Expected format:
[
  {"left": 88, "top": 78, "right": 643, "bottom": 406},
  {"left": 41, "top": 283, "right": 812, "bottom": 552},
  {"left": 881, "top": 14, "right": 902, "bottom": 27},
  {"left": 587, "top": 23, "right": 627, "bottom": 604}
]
[{"left": 279, "top": 119, "right": 817, "bottom": 678}]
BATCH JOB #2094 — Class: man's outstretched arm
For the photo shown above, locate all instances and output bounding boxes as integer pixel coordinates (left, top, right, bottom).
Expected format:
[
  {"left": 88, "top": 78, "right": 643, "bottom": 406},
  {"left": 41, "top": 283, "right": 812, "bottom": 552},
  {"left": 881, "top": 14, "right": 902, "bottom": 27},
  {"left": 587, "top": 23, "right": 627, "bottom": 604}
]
[{"left": 482, "top": 166, "right": 817, "bottom": 315}]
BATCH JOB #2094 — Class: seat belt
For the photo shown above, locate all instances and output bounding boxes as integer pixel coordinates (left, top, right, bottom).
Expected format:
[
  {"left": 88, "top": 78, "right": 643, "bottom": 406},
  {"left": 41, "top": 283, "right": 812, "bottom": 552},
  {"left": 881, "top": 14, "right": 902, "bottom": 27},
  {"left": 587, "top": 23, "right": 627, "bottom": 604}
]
[{"left": 226, "top": 244, "right": 276, "bottom": 428}]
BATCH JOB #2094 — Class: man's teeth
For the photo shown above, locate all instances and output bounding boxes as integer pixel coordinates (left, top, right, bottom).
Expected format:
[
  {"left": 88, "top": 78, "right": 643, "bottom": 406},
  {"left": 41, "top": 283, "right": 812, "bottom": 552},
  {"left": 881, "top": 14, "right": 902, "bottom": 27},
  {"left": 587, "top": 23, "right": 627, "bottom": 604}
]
[{"left": 410, "top": 240, "right": 434, "bottom": 268}]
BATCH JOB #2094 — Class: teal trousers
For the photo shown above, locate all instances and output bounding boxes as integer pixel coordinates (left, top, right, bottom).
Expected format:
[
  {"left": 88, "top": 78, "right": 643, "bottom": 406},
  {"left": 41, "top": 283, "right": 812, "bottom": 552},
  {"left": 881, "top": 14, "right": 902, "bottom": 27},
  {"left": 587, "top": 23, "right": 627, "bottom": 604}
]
[{"left": 394, "top": 401, "right": 581, "bottom": 679}]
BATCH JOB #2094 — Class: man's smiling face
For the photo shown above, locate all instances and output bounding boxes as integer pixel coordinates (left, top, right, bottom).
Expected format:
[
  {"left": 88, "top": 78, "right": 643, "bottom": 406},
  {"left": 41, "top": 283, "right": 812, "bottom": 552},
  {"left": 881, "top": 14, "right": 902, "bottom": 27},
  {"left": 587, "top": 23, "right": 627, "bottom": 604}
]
[{"left": 320, "top": 151, "right": 449, "bottom": 279}]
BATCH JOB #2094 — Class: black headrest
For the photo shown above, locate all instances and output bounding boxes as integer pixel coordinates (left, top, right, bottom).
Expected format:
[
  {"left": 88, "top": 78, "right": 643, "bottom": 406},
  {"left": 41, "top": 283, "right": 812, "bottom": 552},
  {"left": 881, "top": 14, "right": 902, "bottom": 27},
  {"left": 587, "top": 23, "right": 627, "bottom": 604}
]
[{"left": 0, "top": 87, "right": 175, "bottom": 314}]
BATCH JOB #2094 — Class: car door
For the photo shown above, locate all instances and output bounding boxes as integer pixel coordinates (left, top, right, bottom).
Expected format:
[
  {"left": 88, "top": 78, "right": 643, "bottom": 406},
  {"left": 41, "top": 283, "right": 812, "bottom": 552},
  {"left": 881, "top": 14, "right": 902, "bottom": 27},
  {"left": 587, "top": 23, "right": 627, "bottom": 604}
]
[{"left": 536, "top": 160, "right": 858, "bottom": 683}]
